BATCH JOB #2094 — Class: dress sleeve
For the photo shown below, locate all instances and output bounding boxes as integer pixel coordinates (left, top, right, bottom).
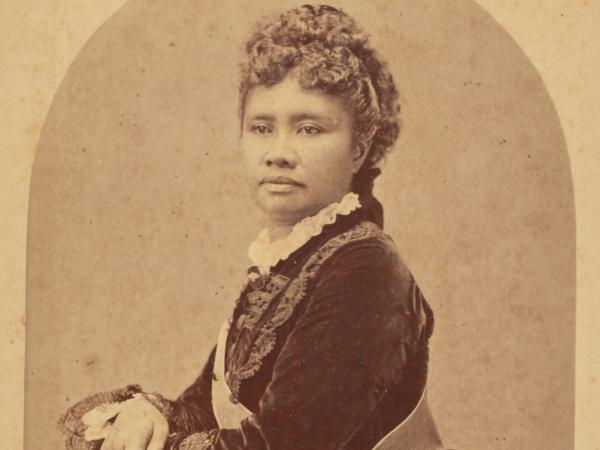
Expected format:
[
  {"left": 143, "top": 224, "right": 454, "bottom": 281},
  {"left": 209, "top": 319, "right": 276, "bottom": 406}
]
[
  {"left": 162, "top": 347, "right": 220, "bottom": 434},
  {"left": 166, "top": 238, "right": 428, "bottom": 450}
]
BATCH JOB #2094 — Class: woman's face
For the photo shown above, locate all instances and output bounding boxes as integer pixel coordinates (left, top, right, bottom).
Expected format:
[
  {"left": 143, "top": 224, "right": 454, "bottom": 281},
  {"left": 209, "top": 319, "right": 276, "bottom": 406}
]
[{"left": 241, "top": 76, "right": 364, "bottom": 227}]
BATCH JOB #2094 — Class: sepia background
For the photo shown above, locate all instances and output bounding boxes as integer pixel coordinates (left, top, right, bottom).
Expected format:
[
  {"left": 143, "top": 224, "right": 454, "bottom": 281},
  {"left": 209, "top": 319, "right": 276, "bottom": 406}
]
[{"left": 1, "top": 1, "right": 599, "bottom": 449}]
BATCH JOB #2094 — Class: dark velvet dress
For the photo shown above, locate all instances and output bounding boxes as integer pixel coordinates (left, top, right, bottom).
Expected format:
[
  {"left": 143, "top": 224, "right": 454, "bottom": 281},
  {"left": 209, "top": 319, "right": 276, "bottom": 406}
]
[
  {"left": 59, "top": 199, "right": 439, "bottom": 450},
  {"left": 160, "top": 202, "right": 437, "bottom": 450}
]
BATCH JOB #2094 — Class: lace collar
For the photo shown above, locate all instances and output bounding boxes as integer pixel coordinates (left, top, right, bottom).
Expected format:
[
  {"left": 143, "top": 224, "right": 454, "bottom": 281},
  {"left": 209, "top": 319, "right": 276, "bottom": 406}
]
[{"left": 248, "top": 192, "right": 361, "bottom": 274}]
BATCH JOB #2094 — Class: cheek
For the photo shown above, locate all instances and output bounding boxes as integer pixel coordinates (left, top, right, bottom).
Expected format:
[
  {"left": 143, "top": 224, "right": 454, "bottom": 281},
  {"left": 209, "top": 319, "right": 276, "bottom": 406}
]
[
  {"left": 306, "top": 138, "right": 355, "bottom": 175},
  {"left": 303, "top": 147, "right": 355, "bottom": 194},
  {"left": 240, "top": 138, "right": 261, "bottom": 170}
]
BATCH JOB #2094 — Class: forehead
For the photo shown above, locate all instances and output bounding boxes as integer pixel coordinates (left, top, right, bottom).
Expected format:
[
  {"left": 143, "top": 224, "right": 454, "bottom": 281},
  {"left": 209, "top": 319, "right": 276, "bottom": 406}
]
[{"left": 243, "top": 77, "right": 352, "bottom": 120}]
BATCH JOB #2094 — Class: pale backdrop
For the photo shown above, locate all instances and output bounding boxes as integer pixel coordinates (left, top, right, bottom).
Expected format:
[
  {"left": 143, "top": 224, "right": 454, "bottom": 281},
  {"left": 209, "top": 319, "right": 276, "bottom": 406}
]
[{"left": 16, "top": 0, "right": 583, "bottom": 449}]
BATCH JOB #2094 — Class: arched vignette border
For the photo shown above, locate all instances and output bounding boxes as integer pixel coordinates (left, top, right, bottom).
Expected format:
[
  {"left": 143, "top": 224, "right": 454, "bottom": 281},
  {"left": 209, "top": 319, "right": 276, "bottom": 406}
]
[{"left": 26, "top": 1, "right": 575, "bottom": 449}]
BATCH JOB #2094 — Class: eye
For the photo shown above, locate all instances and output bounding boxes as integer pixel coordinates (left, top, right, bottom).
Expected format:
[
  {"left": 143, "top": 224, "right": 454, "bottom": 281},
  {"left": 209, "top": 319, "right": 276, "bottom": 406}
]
[
  {"left": 298, "top": 125, "right": 323, "bottom": 135},
  {"left": 249, "top": 124, "right": 272, "bottom": 135}
]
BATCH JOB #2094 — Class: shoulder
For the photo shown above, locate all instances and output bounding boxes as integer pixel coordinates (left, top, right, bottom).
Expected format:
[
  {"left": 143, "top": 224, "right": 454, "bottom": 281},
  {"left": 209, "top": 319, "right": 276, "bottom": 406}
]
[
  {"left": 313, "top": 221, "right": 412, "bottom": 288},
  {"left": 297, "top": 221, "right": 432, "bottom": 355},
  {"left": 297, "top": 221, "right": 418, "bottom": 319},
  {"left": 289, "top": 220, "right": 433, "bottom": 359}
]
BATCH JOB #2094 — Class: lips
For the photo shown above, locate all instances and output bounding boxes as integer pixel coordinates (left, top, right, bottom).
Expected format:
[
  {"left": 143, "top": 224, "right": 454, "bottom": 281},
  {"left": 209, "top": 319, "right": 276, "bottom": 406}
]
[{"left": 260, "top": 176, "right": 304, "bottom": 186}]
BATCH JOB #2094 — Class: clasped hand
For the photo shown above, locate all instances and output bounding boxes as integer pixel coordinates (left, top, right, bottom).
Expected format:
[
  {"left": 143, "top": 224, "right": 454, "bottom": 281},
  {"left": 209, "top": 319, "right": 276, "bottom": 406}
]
[{"left": 99, "top": 398, "right": 169, "bottom": 450}]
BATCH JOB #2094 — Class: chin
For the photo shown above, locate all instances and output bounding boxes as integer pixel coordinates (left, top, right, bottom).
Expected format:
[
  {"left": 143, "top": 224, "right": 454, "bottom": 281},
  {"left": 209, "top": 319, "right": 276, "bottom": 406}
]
[{"left": 258, "top": 196, "right": 311, "bottom": 224}]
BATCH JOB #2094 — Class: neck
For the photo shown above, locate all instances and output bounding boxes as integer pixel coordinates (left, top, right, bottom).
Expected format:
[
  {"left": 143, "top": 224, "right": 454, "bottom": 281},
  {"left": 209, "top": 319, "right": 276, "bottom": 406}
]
[
  {"left": 263, "top": 193, "right": 358, "bottom": 241},
  {"left": 264, "top": 210, "right": 312, "bottom": 241},
  {"left": 268, "top": 223, "right": 294, "bottom": 241}
]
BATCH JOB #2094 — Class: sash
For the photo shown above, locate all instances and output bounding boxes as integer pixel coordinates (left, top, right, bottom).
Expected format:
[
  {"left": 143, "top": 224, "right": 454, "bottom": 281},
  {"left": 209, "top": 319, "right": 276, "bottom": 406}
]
[
  {"left": 211, "top": 319, "right": 251, "bottom": 428},
  {"left": 372, "top": 389, "right": 443, "bottom": 450},
  {"left": 210, "top": 219, "right": 442, "bottom": 447},
  {"left": 212, "top": 316, "right": 442, "bottom": 449}
]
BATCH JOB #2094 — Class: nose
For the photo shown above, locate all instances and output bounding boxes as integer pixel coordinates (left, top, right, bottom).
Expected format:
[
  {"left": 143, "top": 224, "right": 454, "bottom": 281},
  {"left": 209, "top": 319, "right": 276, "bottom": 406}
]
[{"left": 264, "top": 134, "right": 298, "bottom": 169}]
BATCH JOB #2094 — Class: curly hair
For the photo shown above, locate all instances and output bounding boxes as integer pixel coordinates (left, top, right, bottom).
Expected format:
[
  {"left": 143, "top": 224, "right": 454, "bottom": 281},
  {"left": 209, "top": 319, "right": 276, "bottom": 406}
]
[{"left": 239, "top": 4, "right": 401, "bottom": 194}]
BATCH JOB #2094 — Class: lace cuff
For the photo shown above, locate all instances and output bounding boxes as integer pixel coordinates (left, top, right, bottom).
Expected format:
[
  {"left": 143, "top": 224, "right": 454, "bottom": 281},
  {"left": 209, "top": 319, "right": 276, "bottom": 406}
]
[
  {"left": 58, "top": 384, "right": 143, "bottom": 450},
  {"left": 58, "top": 385, "right": 179, "bottom": 450}
]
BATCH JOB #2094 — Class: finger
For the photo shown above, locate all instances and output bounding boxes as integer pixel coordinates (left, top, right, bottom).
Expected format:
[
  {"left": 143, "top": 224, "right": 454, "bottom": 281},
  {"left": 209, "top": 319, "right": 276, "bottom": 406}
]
[
  {"left": 97, "top": 421, "right": 114, "bottom": 441},
  {"left": 100, "top": 435, "right": 113, "bottom": 450},
  {"left": 124, "top": 433, "right": 151, "bottom": 450},
  {"left": 125, "top": 441, "right": 148, "bottom": 450},
  {"left": 122, "top": 425, "right": 154, "bottom": 450},
  {"left": 101, "top": 432, "right": 126, "bottom": 450},
  {"left": 146, "top": 420, "right": 169, "bottom": 450}
]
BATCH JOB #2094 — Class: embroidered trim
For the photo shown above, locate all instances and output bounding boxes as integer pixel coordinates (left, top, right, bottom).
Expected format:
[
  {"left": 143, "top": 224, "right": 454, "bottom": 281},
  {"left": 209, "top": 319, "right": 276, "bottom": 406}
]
[
  {"left": 228, "top": 221, "right": 383, "bottom": 400},
  {"left": 176, "top": 431, "right": 215, "bottom": 450},
  {"left": 236, "top": 274, "right": 290, "bottom": 331},
  {"left": 248, "top": 192, "right": 361, "bottom": 274}
]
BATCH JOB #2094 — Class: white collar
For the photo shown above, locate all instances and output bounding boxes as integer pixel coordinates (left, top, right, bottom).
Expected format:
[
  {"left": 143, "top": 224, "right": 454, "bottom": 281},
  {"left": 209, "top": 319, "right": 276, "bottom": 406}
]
[{"left": 248, "top": 192, "right": 361, "bottom": 274}]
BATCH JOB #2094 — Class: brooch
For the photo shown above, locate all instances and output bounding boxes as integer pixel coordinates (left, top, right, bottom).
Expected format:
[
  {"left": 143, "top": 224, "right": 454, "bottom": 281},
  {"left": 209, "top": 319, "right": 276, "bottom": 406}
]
[{"left": 247, "top": 266, "right": 270, "bottom": 290}]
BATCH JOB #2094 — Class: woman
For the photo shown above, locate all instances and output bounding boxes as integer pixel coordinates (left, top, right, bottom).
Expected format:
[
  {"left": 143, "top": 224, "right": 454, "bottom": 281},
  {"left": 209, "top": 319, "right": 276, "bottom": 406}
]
[{"left": 59, "top": 4, "right": 442, "bottom": 450}]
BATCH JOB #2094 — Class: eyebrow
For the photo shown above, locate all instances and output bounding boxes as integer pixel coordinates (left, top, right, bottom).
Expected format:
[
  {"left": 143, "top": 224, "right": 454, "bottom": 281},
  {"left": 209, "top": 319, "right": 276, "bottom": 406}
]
[
  {"left": 290, "top": 113, "right": 338, "bottom": 126},
  {"left": 245, "top": 112, "right": 339, "bottom": 126},
  {"left": 246, "top": 114, "right": 275, "bottom": 122}
]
